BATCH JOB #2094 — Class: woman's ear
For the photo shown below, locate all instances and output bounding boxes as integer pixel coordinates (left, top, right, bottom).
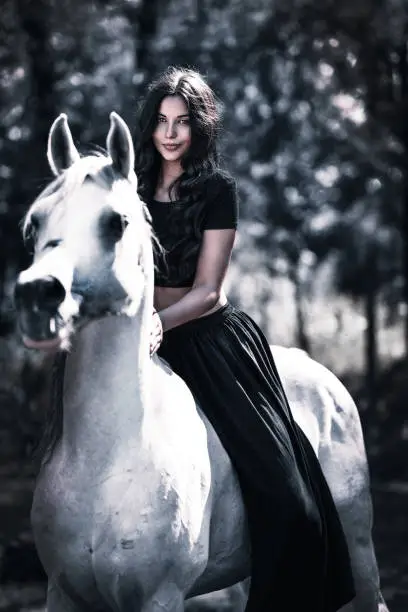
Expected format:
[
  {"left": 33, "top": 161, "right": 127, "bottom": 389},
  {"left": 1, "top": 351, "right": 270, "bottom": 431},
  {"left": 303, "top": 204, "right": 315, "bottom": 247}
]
[
  {"left": 47, "top": 113, "right": 80, "bottom": 176},
  {"left": 106, "top": 112, "right": 135, "bottom": 179}
]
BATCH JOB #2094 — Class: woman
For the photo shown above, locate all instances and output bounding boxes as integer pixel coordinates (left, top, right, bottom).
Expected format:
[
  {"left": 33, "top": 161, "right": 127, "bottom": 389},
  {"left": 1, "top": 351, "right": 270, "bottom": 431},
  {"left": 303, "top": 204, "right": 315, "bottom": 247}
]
[{"left": 134, "top": 66, "right": 355, "bottom": 611}]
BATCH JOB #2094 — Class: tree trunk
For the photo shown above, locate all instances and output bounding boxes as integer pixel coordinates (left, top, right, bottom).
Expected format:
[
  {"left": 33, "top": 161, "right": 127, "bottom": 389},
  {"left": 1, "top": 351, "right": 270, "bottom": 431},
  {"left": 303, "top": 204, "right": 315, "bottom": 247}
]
[
  {"left": 16, "top": 0, "right": 59, "bottom": 186},
  {"left": 397, "top": 36, "right": 408, "bottom": 357},
  {"left": 292, "top": 264, "right": 312, "bottom": 354},
  {"left": 122, "top": 0, "right": 160, "bottom": 76},
  {"left": 10, "top": 0, "right": 58, "bottom": 276},
  {"left": 364, "top": 249, "right": 378, "bottom": 412}
]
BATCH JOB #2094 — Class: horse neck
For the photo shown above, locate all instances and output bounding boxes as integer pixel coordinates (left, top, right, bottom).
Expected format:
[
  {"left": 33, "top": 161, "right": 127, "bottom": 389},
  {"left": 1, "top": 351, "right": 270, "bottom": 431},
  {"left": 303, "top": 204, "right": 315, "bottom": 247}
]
[{"left": 61, "top": 292, "right": 153, "bottom": 463}]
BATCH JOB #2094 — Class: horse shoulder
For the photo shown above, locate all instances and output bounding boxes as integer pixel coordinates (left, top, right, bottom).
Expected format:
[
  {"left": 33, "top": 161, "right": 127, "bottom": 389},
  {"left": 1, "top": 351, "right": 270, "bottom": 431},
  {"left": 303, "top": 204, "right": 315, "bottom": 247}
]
[
  {"left": 152, "top": 356, "right": 238, "bottom": 489},
  {"left": 152, "top": 357, "right": 248, "bottom": 590},
  {"left": 150, "top": 358, "right": 236, "bottom": 522},
  {"left": 149, "top": 357, "right": 213, "bottom": 492}
]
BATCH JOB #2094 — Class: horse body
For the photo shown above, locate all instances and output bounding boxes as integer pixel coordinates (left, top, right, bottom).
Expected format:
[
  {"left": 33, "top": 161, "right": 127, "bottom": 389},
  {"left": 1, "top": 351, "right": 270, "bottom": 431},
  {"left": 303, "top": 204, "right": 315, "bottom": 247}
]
[
  {"left": 32, "top": 316, "right": 248, "bottom": 610},
  {"left": 14, "top": 113, "right": 388, "bottom": 611}
]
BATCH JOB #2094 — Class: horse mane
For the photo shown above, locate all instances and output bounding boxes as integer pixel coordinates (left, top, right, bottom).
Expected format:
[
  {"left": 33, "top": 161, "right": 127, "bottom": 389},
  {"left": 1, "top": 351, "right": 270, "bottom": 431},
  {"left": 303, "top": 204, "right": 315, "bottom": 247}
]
[{"left": 33, "top": 353, "right": 66, "bottom": 466}]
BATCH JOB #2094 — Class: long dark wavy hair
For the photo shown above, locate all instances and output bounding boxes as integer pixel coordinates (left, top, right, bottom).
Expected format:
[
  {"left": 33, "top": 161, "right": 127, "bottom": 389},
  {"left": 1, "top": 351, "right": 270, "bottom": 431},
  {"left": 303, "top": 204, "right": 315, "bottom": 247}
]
[
  {"left": 134, "top": 67, "right": 232, "bottom": 266},
  {"left": 134, "top": 66, "right": 221, "bottom": 201}
]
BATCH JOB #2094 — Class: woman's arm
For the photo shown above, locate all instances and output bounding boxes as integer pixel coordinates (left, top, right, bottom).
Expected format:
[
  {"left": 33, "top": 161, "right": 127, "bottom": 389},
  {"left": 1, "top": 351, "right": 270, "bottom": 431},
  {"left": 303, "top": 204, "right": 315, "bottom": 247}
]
[{"left": 158, "top": 228, "right": 236, "bottom": 332}]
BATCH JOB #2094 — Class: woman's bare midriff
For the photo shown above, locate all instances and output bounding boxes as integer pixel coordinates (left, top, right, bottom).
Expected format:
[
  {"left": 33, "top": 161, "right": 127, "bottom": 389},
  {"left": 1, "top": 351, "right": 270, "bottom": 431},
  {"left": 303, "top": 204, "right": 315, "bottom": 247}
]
[{"left": 154, "top": 286, "right": 228, "bottom": 318}]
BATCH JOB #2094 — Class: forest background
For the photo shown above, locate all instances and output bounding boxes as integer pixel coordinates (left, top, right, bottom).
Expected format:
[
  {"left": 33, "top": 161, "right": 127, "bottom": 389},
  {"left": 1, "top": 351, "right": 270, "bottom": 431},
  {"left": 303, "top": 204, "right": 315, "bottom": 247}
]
[{"left": 0, "top": 0, "right": 408, "bottom": 610}]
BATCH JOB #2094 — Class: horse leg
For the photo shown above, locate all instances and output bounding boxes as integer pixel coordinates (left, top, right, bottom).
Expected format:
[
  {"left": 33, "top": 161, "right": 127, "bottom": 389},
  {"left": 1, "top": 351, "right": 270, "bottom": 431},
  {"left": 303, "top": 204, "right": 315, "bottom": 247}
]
[
  {"left": 46, "top": 581, "right": 84, "bottom": 612},
  {"left": 319, "top": 422, "right": 388, "bottom": 611},
  {"left": 185, "top": 581, "right": 249, "bottom": 611},
  {"left": 142, "top": 583, "right": 185, "bottom": 612}
]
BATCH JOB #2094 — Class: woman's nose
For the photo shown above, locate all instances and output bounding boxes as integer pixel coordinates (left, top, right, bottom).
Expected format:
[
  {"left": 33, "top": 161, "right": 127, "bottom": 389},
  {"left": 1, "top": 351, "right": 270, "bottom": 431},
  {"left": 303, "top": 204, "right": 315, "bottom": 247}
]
[{"left": 165, "top": 121, "right": 176, "bottom": 139}]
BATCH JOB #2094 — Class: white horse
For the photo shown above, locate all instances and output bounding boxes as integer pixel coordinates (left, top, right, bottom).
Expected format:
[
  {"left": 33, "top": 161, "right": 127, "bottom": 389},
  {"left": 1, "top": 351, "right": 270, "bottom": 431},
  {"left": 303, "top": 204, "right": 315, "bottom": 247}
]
[{"left": 13, "top": 113, "right": 388, "bottom": 612}]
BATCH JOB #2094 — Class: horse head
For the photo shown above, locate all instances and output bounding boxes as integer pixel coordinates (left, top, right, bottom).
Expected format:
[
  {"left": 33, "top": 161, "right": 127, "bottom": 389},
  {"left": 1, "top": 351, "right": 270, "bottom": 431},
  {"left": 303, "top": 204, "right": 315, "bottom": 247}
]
[{"left": 14, "top": 113, "right": 152, "bottom": 351}]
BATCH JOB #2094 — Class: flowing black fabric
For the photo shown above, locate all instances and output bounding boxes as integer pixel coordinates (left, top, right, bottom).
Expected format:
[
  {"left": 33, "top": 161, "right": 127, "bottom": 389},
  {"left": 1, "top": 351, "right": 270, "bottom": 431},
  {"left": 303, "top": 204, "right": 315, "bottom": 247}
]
[{"left": 158, "top": 303, "right": 355, "bottom": 611}]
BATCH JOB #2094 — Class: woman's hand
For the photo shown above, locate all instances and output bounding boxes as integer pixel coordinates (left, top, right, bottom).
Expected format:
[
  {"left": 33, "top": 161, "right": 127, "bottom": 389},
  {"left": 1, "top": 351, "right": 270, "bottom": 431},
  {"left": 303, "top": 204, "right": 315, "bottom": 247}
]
[{"left": 150, "top": 308, "right": 163, "bottom": 356}]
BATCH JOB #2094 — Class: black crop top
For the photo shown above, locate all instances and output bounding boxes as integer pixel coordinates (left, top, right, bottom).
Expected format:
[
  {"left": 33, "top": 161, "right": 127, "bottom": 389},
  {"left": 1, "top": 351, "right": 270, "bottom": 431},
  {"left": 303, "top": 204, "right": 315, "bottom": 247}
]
[{"left": 146, "top": 173, "right": 238, "bottom": 287}]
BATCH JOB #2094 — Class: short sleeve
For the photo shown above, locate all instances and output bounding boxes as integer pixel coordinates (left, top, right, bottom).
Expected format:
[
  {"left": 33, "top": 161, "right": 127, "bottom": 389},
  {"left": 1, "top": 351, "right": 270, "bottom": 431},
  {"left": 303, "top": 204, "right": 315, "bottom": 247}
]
[{"left": 203, "top": 176, "right": 239, "bottom": 230}]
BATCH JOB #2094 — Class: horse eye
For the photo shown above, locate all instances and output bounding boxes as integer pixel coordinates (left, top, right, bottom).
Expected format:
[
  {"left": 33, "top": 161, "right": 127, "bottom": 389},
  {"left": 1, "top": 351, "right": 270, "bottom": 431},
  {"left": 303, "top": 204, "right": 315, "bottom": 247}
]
[
  {"left": 101, "top": 211, "right": 128, "bottom": 243},
  {"left": 24, "top": 219, "right": 39, "bottom": 253},
  {"left": 24, "top": 232, "right": 35, "bottom": 254},
  {"left": 44, "top": 239, "right": 62, "bottom": 250}
]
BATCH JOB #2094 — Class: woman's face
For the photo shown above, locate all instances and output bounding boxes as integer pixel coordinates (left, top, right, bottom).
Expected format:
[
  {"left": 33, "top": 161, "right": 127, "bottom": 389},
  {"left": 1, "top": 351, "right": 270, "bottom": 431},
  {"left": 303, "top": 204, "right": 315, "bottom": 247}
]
[{"left": 152, "top": 95, "right": 191, "bottom": 163}]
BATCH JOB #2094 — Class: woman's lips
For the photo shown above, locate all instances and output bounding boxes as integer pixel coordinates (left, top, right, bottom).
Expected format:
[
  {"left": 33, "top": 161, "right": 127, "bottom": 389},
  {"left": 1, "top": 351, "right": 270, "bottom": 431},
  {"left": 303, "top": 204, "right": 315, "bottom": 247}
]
[{"left": 162, "top": 143, "right": 181, "bottom": 151}]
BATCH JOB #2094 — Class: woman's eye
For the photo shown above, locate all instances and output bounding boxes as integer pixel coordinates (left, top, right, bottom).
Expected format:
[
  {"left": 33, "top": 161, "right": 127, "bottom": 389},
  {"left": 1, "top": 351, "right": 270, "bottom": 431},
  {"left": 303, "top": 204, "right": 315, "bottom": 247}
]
[
  {"left": 179, "top": 118, "right": 190, "bottom": 125},
  {"left": 157, "top": 117, "right": 166, "bottom": 123}
]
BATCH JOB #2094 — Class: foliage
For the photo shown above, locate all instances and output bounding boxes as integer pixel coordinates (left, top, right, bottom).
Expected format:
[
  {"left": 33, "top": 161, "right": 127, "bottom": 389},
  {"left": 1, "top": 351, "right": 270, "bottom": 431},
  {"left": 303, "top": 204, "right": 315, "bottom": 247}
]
[{"left": 0, "top": 0, "right": 407, "bottom": 363}]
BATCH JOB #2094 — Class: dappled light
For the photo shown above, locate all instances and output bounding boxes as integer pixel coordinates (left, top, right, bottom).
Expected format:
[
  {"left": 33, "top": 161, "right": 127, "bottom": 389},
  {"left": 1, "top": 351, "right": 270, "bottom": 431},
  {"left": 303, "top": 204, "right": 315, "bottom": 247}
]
[
  {"left": 332, "top": 93, "right": 366, "bottom": 125},
  {"left": 0, "top": 0, "right": 408, "bottom": 609}
]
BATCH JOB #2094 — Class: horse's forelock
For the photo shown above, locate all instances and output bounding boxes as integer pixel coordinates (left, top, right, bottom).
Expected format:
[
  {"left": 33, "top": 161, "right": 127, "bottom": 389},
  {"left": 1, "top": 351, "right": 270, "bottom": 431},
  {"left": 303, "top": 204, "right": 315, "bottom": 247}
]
[{"left": 22, "top": 154, "right": 132, "bottom": 240}]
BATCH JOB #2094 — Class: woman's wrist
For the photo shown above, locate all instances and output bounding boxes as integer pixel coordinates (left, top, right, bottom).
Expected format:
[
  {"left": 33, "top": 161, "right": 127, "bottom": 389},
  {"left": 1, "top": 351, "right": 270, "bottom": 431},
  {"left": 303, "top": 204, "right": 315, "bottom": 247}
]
[{"left": 154, "top": 308, "right": 167, "bottom": 333}]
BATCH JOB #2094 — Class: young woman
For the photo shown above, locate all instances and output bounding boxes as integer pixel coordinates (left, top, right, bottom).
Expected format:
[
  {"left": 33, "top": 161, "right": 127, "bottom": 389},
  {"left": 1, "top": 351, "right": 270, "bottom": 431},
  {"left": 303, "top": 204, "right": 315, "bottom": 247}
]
[{"left": 134, "top": 66, "right": 355, "bottom": 611}]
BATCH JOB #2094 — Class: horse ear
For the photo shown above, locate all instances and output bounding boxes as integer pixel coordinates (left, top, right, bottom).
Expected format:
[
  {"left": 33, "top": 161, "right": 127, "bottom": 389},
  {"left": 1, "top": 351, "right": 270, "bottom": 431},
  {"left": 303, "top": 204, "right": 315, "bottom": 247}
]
[
  {"left": 47, "top": 114, "right": 80, "bottom": 176},
  {"left": 106, "top": 112, "right": 135, "bottom": 179}
]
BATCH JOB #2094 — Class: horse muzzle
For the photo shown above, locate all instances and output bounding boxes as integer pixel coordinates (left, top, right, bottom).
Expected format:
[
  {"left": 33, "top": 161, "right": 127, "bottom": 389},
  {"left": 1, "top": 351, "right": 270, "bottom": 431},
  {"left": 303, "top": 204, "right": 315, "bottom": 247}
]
[{"left": 14, "top": 275, "right": 66, "bottom": 350}]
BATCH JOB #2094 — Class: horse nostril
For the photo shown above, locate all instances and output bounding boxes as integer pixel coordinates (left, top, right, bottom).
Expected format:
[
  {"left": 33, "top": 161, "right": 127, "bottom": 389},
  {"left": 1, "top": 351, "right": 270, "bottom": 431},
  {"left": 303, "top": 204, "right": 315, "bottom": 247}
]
[
  {"left": 39, "top": 276, "right": 66, "bottom": 310},
  {"left": 15, "top": 276, "right": 66, "bottom": 312}
]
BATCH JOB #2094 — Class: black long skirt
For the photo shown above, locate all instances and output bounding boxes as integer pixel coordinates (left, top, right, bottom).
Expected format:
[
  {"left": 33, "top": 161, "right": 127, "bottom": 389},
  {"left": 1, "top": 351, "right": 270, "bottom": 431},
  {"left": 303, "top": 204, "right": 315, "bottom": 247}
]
[{"left": 158, "top": 303, "right": 355, "bottom": 611}]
